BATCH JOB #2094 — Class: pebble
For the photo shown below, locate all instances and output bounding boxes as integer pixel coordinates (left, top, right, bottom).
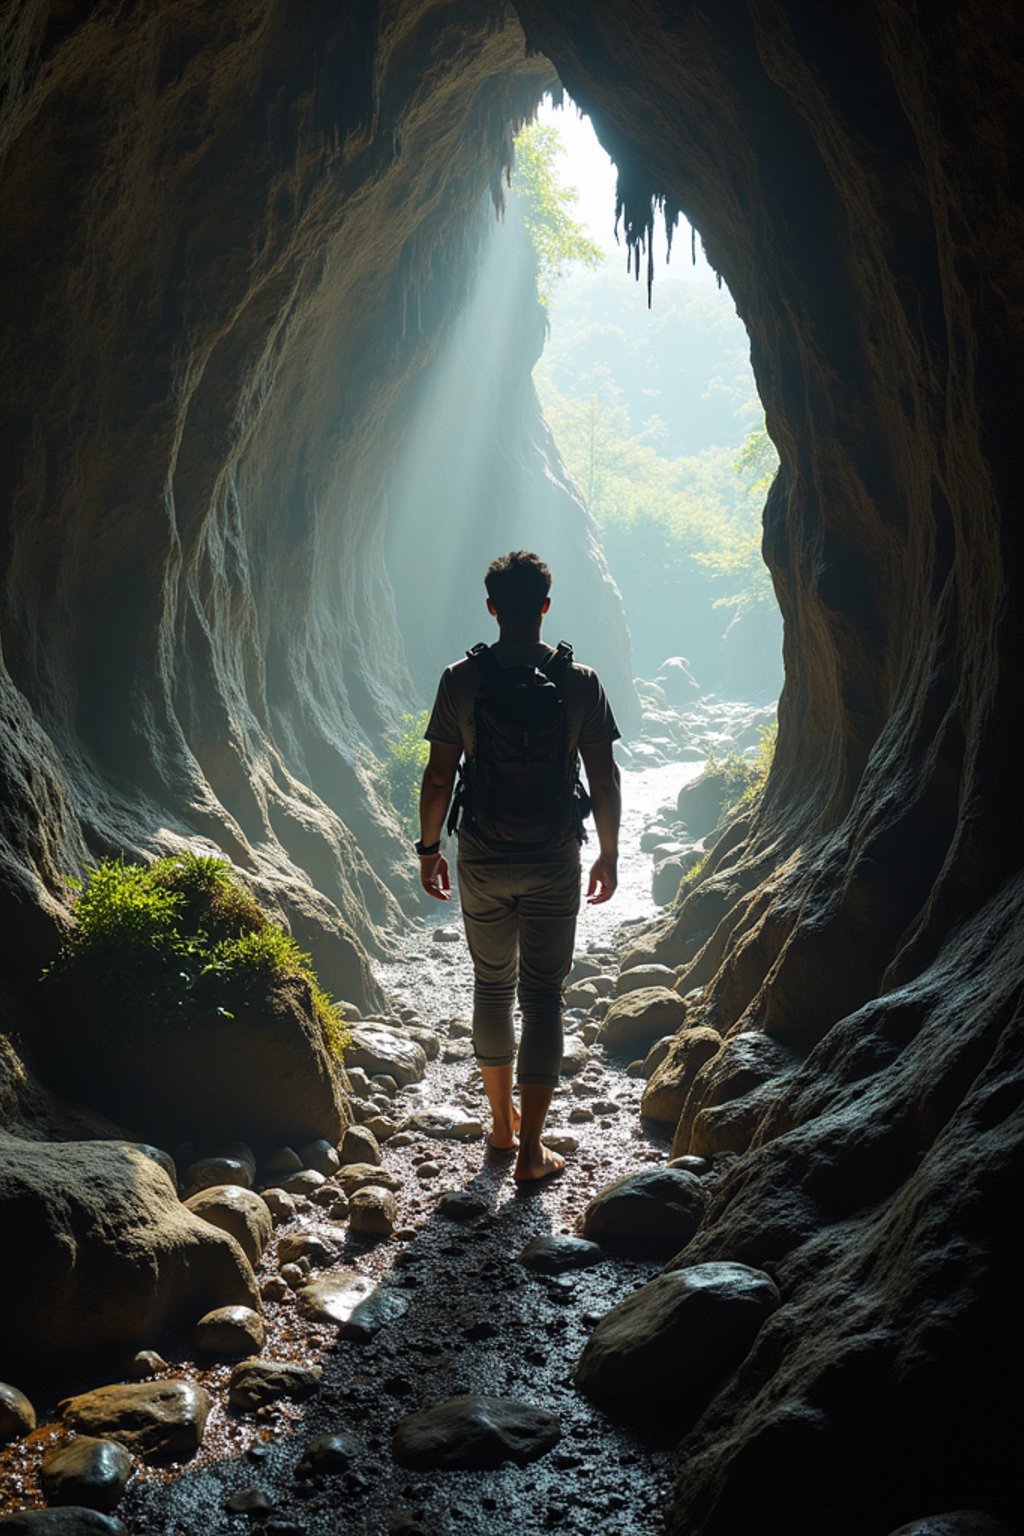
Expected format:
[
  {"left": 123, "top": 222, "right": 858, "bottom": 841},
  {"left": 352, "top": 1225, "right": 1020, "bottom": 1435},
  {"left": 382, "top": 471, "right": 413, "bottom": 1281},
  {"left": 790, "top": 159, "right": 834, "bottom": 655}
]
[
  {"left": 280, "top": 1263, "right": 306, "bottom": 1289},
  {"left": 568, "top": 1107, "right": 594, "bottom": 1123},
  {"left": 261, "top": 1276, "right": 289, "bottom": 1303},
  {"left": 519, "top": 1235, "right": 604, "bottom": 1274},
  {"left": 296, "top": 1434, "right": 356, "bottom": 1477},
  {"left": 41, "top": 1438, "right": 133, "bottom": 1514},
  {"left": 543, "top": 1134, "right": 579, "bottom": 1155},
  {"left": 446, "top": 1017, "right": 473, "bottom": 1038},
  {"left": 415, "top": 1162, "right": 440, "bottom": 1181},
  {"left": 431, "top": 928, "right": 461, "bottom": 943},
  {"left": 0, "top": 1383, "right": 37, "bottom": 1443},
  {"left": 371, "top": 1074, "right": 399, "bottom": 1097},
  {"left": 260, "top": 1189, "right": 298, "bottom": 1223},
  {"left": 276, "top": 1169, "right": 326, "bottom": 1197},
  {"left": 668, "top": 1154, "right": 712, "bottom": 1175},
  {"left": 263, "top": 1147, "right": 303, "bottom": 1177},
  {"left": 406, "top": 1108, "right": 483, "bottom": 1140},
  {"left": 340, "top": 1125, "right": 382, "bottom": 1166},
  {"left": 276, "top": 1234, "right": 339, "bottom": 1268},
  {"left": 337, "top": 1163, "right": 402, "bottom": 1194},
  {"left": 298, "top": 1139, "right": 341, "bottom": 1176},
  {"left": 125, "top": 1351, "right": 167, "bottom": 1380},
  {"left": 224, "top": 1487, "right": 274, "bottom": 1514},
  {"left": 436, "top": 1189, "right": 488, "bottom": 1221},
  {"left": 349, "top": 1185, "right": 398, "bottom": 1236},
  {"left": 345, "top": 1067, "right": 373, "bottom": 1095},
  {"left": 228, "top": 1360, "right": 322, "bottom": 1412},
  {"left": 195, "top": 1305, "right": 265, "bottom": 1358}
]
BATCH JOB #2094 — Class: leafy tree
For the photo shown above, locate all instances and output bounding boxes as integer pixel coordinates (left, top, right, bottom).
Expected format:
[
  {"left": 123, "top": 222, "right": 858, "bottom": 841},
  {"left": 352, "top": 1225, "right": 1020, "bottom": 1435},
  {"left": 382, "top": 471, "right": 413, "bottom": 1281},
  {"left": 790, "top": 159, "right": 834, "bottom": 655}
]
[{"left": 511, "top": 122, "right": 603, "bottom": 303}]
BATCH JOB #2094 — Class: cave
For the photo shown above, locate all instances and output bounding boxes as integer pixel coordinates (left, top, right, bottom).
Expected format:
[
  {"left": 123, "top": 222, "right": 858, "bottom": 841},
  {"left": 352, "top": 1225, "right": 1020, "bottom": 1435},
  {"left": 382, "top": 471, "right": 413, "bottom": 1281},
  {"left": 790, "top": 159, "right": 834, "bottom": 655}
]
[{"left": 1, "top": 3, "right": 1021, "bottom": 1534}]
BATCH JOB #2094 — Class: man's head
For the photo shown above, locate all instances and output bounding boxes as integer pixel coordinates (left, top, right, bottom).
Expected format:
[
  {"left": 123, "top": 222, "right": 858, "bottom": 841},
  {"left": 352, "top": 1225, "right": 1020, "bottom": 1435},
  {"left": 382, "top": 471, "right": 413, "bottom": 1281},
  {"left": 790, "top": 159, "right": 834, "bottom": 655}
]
[{"left": 484, "top": 550, "right": 552, "bottom": 624}]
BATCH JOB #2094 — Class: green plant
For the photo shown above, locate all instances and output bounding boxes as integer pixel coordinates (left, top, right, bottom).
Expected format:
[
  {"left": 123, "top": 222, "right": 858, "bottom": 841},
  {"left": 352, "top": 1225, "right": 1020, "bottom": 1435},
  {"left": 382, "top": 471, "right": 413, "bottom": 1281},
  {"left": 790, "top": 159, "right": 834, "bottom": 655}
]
[
  {"left": 511, "top": 121, "right": 603, "bottom": 304},
  {"left": 384, "top": 709, "right": 431, "bottom": 836},
  {"left": 706, "top": 719, "right": 778, "bottom": 818},
  {"left": 44, "top": 852, "right": 347, "bottom": 1060},
  {"left": 675, "top": 855, "right": 706, "bottom": 905}
]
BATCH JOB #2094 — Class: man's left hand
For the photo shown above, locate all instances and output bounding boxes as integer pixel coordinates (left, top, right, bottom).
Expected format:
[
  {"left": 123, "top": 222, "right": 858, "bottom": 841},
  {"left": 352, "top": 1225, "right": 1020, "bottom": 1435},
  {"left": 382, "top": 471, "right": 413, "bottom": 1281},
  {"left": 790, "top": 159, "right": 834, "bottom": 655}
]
[
  {"left": 420, "top": 853, "right": 451, "bottom": 900},
  {"left": 586, "top": 855, "right": 617, "bottom": 904}
]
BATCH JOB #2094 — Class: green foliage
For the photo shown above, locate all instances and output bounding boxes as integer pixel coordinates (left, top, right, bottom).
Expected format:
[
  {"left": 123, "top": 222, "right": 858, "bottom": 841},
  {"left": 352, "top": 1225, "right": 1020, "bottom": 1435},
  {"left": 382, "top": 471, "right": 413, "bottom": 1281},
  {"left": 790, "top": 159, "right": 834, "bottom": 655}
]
[
  {"left": 45, "top": 852, "right": 346, "bottom": 1060},
  {"left": 675, "top": 856, "right": 706, "bottom": 905},
  {"left": 512, "top": 122, "right": 603, "bottom": 304},
  {"left": 707, "top": 720, "right": 778, "bottom": 818},
  {"left": 384, "top": 710, "right": 431, "bottom": 836},
  {"left": 691, "top": 413, "right": 778, "bottom": 612}
]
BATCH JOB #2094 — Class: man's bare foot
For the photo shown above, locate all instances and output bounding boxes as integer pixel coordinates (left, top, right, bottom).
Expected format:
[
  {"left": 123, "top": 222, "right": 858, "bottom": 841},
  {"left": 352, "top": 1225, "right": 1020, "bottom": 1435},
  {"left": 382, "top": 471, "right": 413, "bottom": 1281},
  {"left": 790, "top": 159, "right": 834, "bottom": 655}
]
[
  {"left": 514, "top": 1142, "right": 566, "bottom": 1181},
  {"left": 488, "top": 1105, "right": 521, "bottom": 1151}
]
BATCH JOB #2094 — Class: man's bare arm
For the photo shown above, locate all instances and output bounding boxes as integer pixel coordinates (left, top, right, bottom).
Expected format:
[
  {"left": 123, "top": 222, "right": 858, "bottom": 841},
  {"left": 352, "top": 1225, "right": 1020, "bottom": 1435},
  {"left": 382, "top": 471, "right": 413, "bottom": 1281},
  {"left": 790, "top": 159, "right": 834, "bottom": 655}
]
[
  {"left": 417, "top": 740, "right": 461, "bottom": 900},
  {"left": 580, "top": 739, "right": 621, "bottom": 904}
]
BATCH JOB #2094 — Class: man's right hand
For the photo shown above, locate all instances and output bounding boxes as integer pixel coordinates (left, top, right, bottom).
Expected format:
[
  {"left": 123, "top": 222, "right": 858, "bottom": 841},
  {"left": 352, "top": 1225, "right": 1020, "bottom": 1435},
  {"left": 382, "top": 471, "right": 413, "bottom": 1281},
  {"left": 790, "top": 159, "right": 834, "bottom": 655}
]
[
  {"left": 420, "top": 853, "right": 452, "bottom": 900},
  {"left": 586, "top": 855, "right": 618, "bottom": 904}
]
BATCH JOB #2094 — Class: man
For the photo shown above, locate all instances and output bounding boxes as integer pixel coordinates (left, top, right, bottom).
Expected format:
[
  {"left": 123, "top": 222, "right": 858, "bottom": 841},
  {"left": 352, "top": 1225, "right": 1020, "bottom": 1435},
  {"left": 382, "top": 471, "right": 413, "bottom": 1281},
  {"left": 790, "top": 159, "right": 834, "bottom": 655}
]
[{"left": 416, "top": 550, "right": 622, "bottom": 1181}]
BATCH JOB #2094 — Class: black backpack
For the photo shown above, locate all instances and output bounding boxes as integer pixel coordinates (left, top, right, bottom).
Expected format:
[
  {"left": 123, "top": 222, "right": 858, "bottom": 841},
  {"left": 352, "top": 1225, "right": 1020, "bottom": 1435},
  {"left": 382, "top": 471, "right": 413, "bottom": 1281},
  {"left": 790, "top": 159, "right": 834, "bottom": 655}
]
[{"left": 447, "top": 641, "right": 590, "bottom": 850}]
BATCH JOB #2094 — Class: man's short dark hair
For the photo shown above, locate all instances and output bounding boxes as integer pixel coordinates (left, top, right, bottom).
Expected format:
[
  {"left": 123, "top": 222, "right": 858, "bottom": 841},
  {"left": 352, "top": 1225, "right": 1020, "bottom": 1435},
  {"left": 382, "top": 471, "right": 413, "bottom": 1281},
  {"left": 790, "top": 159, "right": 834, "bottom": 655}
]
[{"left": 484, "top": 551, "right": 552, "bottom": 623}]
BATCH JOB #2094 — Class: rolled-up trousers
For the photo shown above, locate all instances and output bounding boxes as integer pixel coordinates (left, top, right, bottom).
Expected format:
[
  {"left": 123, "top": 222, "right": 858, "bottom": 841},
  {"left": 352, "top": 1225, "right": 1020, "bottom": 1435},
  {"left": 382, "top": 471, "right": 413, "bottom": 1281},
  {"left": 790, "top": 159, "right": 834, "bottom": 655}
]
[{"left": 457, "top": 840, "right": 581, "bottom": 1087}]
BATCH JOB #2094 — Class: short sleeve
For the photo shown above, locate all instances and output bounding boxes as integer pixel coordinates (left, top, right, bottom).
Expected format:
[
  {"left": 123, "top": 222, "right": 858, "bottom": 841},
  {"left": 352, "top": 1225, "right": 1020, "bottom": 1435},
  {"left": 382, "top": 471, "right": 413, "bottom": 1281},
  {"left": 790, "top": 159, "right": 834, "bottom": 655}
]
[
  {"left": 424, "top": 668, "right": 462, "bottom": 745},
  {"left": 578, "top": 670, "right": 621, "bottom": 745}
]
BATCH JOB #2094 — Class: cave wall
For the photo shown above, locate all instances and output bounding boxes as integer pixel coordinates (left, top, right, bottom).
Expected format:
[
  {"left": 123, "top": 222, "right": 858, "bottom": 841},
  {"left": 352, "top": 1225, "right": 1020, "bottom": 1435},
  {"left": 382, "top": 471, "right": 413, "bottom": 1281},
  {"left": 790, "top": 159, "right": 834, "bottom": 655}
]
[
  {"left": 0, "top": 0, "right": 634, "bottom": 1021},
  {"left": 512, "top": 1, "right": 1024, "bottom": 1531}
]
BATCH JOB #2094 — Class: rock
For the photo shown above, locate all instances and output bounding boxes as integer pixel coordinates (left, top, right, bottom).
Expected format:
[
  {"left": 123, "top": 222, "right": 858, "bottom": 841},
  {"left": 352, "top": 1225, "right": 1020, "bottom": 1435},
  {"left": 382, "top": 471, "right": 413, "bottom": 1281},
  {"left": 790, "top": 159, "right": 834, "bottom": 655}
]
[
  {"left": 885, "top": 1517, "right": 1012, "bottom": 1536},
  {"left": 432, "top": 927, "right": 461, "bottom": 943},
  {"left": 298, "top": 1138, "right": 340, "bottom": 1176},
  {"left": 263, "top": 1147, "right": 303, "bottom": 1177},
  {"left": 436, "top": 1189, "right": 488, "bottom": 1221},
  {"left": 0, "top": 1383, "right": 36, "bottom": 1443},
  {"left": 339, "top": 1125, "right": 382, "bottom": 1166},
  {"left": 41, "top": 1438, "right": 133, "bottom": 1513},
  {"left": 344, "top": 1067, "right": 372, "bottom": 1096},
  {"left": 442, "top": 1039, "right": 474, "bottom": 1063},
  {"left": 641, "top": 1034, "right": 676, "bottom": 1079},
  {"left": 393, "top": 1396, "right": 561, "bottom": 1469},
  {"left": 446, "top": 1016, "right": 473, "bottom": 1039},
  {"left": 184, "top": 1156, "right": 253, "bottom": 1195},
  {"left": 614, "top": 963, "right": 678, "bottom": 996},
  {"left": 0, "top": 1137, "right": 257, "bottom": 1372},
  {"left": 672, "top": 1029, "right": 800, "bottom": 1158},
  {"left": 225, "top": 1488, "right": 274, "bottom": 1514},
  {"left": 543, "top": 1134, "right": 579, "bottom": 1155},
  {"left": 280, "top": 1264, "right": 306, "bottom": 1290},
  {"left": 276, "top": 1233, "right": 339, "bottom": 1268},
  {"left": 597, "top": 987, "right": 687, "bottom": 1057},
  {"left": 228, "top": 1359, "right": 322, "bottom": 1411},
  {"left": 564, "top": 982, "right": 599, "bottom": 1008},
  {"left": 652, "top": 850, "right": 704, "bottom": 906},
  {"left": 405, "top": 1107, "right": 483, "bottom": 1140},
  {"left": 519, "top": 1235, "right": 603, "bottom": 1274},
  {"left": 363, "top": 1114, "right": 398, "bottom": 1142},
  {"left": 568, "top": 1106, "right": 594, "bottom": 1123},
  {"left": 401, "top": 1027, "right": 441, "bottom": 1061},
  {"left": 297, "top": 1270, "right": 384, "bottom": 1330},
  {"left": 575, "top": 1262, "right": 780, "bottom": 1415},
  {"left": 336, "top": 1162, "right": 401, "bottom": 1193},
  {"left": 642, "top": 1027, "right": 724, "bottom": 1125},
  {"left": 657, "top": 656, "right": 701, "bottom": 705},
  {"left": 581, "top": 1168, "right": 706, "bottom": 1255},
  {"left": 184, "top": 1185, "right": 273, "bottom": 1266},
  {"left": 260, "top": 1188, "right": 297, "bottom": 1223},
  {"left": 0, "top": 1514, "right": 128, "bottom": 1534},
  {"left": 346, "top": 1025, "right": 427, "bottom": 1086},
  {"left": 667, "top": 1154, "right": 711, "bottom": 1174},
  {"left": 277, "top": 1168, "right": 326, "bottom": 1196},
  {"left": 60, "top": 1381, "right": 211, "bottom": 1462},
  {"left": 338, "top": 1286, "right": 409, "bottom": 1342},
  {"left": 195, "top": 1305, "right": 265, "bottom": 1358},
  {"left": 261, "top": 1277, "right": 289, "bottom": 1302},
  {"left": 134, "top": 1144, "right": 177, "bottom": 1186},
  {"left": 588, "top": 974, "right": 614, "bottom": 997},
  {"left": 125, "top": 1351, "right": 167, "bottom": 1380},
  {"left": 559, "top": 1035, "right": 590, "bottom": 1077},
  {"left": 348, "top": 1184, "right": 397, "bottom": 1236},
  {"left": 296, "top": 1433, "right": 356, "bottom": 1476},
  {"left": 675, "top": 766, "right": 730, "bottom": 837}
]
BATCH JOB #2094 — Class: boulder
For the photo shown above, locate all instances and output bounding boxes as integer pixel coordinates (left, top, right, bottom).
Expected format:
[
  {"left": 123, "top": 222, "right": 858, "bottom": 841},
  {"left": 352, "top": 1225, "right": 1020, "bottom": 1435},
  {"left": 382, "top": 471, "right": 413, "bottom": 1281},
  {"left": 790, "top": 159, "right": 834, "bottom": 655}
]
[
  {"left": 581, "top": 1168, "right": 705, "bottom": 1255},
  {"left": 0, "top": 1134, "right": 257, "bottom": 1371},
  {"left": 393, "top": 1396, "right": 560, "bottom": 1469},
  {"left": 642, "top": 1027, "right": 724, "bottom": 1125},
  {"left": 298, "top": 1138, "right": 340, "bottom": 1176},
  {"left": 60, "top": 1381, "right": 211, "bottom": 1462},
  {"left": 519, "top": 1235, "right": 603, "bottom": 1274},
  {"left": 575, "top": 1262, "right": 780, "bottom": 1415},
  {"left": 564, "top": 982, "right": 599, "bottom": 1008},
  {"left": 597, "top": 988, "right": 687, "bottom": 1058},
  {"left": 672, "top": 1030, "right": 800, "bottom": 1158},
  {"left": 227, "top": 1359, "right": 322, "bottom": 1411},
  {"left": 348, "top": 1184, "right": 397, "bottom": 1236},
  {"left": 184, "top": 1186, "right": 272, "bottom": 1266},
  {"left": 345, "top": 1025, "right": 426, "bottom": 1086},
  {"left": 0, "top": 1383, "right": 36, "bottom": 1443},
  {"left": 194, "top": 1305, "right": 265, "bottom": 1358},
  {"left": 613, "top": 964, "right": 678, "bottom": 996},
  {"left": 559, "top": 1035, "right": 590, "bottom": 1077},
  {"left": 183, "top": 1156, "right": 253, "bottom": 1195},
  {"left": 40, "top": 1438, "right": 134, "bottom": 1513},
  {"left": 652, "top": 850, "right": 704, "bottom": 907},
  {"left": 339, "top": 1125, "right": 382, "bottom": 1166},
  {"left": 0, "top": 1514, "right": 128, "bottom": 1534},
  {"left": 675, "top": 767, "right": 731, "bottom": 839},
  {"left": 641, "top": 1035, "right": 676, "bottom": 1079},
  {"left": 657, "top": 656, "right": 701, "bottom": 706}
]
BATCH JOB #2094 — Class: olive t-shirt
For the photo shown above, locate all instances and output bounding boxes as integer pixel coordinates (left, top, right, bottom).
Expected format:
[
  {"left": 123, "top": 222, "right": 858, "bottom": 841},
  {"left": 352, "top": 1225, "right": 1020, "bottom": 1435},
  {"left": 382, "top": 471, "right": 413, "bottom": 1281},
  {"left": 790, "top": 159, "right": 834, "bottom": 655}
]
[{"left": 424, "top": 641, "right": 620, "bottom": 758}]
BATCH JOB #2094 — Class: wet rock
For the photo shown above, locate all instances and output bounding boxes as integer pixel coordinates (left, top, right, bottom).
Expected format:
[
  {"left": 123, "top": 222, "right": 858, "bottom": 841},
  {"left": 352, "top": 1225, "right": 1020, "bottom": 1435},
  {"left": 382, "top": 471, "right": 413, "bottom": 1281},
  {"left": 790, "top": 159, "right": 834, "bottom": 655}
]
[
  {"left": 228, "top": 1358, "right": 323, "bottom": 1412},
  {"left": 60, "top": 1381, "right": 211, "bottom": 1462},
  {"left": 195, "top": 1305, "right": 265, "bottom": 1358},
  {"left": 885, "top": 1517, "right": 1012, "bottom": 1536},
  {"left": 581, "top": 1168, "right": 705, "bottom": 1255},
  {"left": 442, "top": 1039, "right": 474, "bottom": 1063},
  {"left": 581, "top": 1022, "right": 600, "bottom": 1045},
  {"left": 559, "top": 1036, "right": 590, "bottom": 1077},
  {"left": 363, "top": 1114, "right": 398, "bottom": 1141},
  {"left": 349, "top": 1184, "right": 397, "bottom": 1236},
  {"left": 401, "top": 1027, "right": 441, "bottom": 1061},
  {"left": 184, "top": 1185, "right": 273, "bottom": 1266},
  {"left": 652, "top": 850, "right": 704, "bottom": 906},
  {"left": 280, "top": 1264, "right": 306, "bottom": 1290},
  {"left": 125, "top": 1351, "right": 167, "bottom": 1380},
  {"left": 641, "top": 1035, "right": 676, "bottom": 1079},
  {"left": 415, "top": 1161, "right": 440, "bottom": 1181},
  {"left": 277, "top": 1169, "right": 326, "bottom": 1197},
  {"left": 263, "top": 1146, "right": 303, "bottom": 1177},
  {"left": 673, "top": 1029, "right": 800, "bottom": 1158},
  {"left": 432, "top": 927, "right": 461, "bottom": 943},
  {"left": 519, "top": 1235, "right": 603, "bottom": 1274},
  {"left": 297, "top": 1269, "right": 386, "bottom": 1331},
  {"left": 613, "top": 964, "right": 677, "bottom": 996},
  {"left": 405, "top": 1107, "right": 483, "bottom": 1140},
  {"left": 261, "top": 1188, "right": 298, "bottom": 1223},
  {"left": 575, "top": 1262, "right": 780, "bottom": 1415},
  {"left": 668, "top": 1154, "right": 711, "bottom": 1174},
  {"left": 436, "top": 1189, "right": 488, "bottom": 1221},
  {"left": 597, "top": 988, "right": 687, "bottom": 1058},
  {"left": 329, "top": 1193, "right": 351, "bottom": 1220},
  {"left": 346, "top": 1025, "right": 427, "bottom": 1086},
  {"left": 564, "top": 982, "right": 599, "bottom": 1009},
  {"left": 296, "top": 1433, "right": 356, "bottom": 1477},
  {"left": 642, "top": 1027, "right": 724, "bottom": 1125},
  {"left": 393, "top": 1395, "right": 561, "bottom": 1469},
  {"left": 344, "top": 1067, "right": 372, "bottom": 1096},
  {"left": 543, "top": 1134, "right": 579, "bottom": 1154},
  {"left": 339, "top": 1287, "right": 409, "bottom": 1342},
  {"left": 261, "top": 1276, "right": 289, "bottom": 1303},
  {"left": 276, "top": 1233, "right": 339, "bottom": 1268},
  {"left": 184, "top": 1155, "right": 253, "bottom": 1195},
  {"left": 0, "top": 1513, "right": 128, "bottom": 1534},
  {"left": 446, "top": 1016, "right": 473, "bottom": 1039},
  {"left": 298, "top": 1139, "right": 340, "bottom": 1176},
  {"left": 339, "top": 1124, "right": 382, "bottom": 1165},
  {"left": 225, "top": 1487, "right": 274, "bottom": 1514},
  {"left": 134, "top": 1144, "right": 177, "bottom": 1186},
  {"left": 337, "top": 1162, "right": 401, "bottom": 1193},
  {"left": 0, "top": 1383, "right": 36, "bottom": 1443},
  {"left": 567, "top": 956, "right": 603, "bottom": 983},
  {"left": 41, "top": 1438, "right": 133, "bottom": 1513},
  {"left": 568, "top": 1106, "right": 594, "bottom": 1123}
]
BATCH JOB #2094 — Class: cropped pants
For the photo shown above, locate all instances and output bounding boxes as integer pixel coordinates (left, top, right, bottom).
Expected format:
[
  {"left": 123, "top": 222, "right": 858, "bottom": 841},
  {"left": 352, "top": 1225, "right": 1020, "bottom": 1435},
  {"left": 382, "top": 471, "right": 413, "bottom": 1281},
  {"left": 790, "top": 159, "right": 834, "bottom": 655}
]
[{"left": 457, "top": 840, "right": 581, "bottom": 1087}]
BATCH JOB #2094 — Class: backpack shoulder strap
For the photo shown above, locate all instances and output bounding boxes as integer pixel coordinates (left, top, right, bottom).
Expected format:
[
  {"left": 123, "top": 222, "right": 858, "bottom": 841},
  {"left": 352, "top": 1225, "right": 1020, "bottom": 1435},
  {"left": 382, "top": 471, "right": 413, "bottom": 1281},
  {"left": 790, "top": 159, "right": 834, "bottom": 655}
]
[
  {"left": 540, "top": 640, "right": 574, "bottom": 683},
  {"left": 466, "top": 642, "right": 502, "bottom": 684}
]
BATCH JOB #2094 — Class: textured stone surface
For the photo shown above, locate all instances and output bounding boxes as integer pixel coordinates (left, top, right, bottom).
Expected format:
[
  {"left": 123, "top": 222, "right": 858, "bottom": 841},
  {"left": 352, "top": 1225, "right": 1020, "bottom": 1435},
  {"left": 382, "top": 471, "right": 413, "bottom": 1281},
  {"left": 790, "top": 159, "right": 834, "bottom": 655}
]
[
  {"left": 0, "top": 1514, "right": 128, "bottom": 1534},
  {"left": 345, "top": 1028, "right": 427, "bottom": 1088},
  {"left": 296, "top": 1271, "right": 377, "bottom": 1327},
  {"left": 393, "top": 1396, "right": 560, "bottom": 1469},
  {"left": 0, "top": 1383, "right": 36, "bottom": 1444},
  {"left": 597, "top": 988, "right": 688, "bottom": 1057},
  {"left": 575, "top": 1262, "right": 780, "bottom": 1415},
  {"left": 581, "top": 1167, "right": 706, "bottom": 1255},
  {"left": 60, "top": 1381, "right": 211, "bottom": 1463},
  {"left": 184, "top": 1186, "right": 273, "bottom": 1266},
  {"left": 194, "top": 1305, "right": 265, "bottom": 1358},
  {"left": 348, "top": 1185, "right": 398, "bottom": 1236},
  {"left": 641, "top": 1028, "right": 723, "bottom": 1126},
  {"left": 519, "top": 1235, "right": 604, "bottom": 1275},
  {"left": 885, "top": 1518, "right": 1011, "bottom": 1536},
  {"left": 227, "top": 1360, "right": 322, "bottom": 1412}
]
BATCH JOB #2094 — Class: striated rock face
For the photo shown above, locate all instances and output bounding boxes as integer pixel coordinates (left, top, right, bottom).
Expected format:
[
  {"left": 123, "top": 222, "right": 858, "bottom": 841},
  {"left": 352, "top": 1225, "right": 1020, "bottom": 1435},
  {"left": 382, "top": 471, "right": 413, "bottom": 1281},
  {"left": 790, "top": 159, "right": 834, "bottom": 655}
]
[{"left": 514, "top": 2, "right": 1024, "bottom": 1531}]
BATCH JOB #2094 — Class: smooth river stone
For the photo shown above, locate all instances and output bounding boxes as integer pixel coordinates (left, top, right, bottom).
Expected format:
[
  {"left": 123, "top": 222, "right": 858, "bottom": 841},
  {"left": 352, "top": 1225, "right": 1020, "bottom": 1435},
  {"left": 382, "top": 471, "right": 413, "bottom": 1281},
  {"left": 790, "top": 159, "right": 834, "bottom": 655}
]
[
  {"left": 184, "top": 1185, "right": 272, "bottom": 1266},
  {"left": 195, "top": 1305, "right": 265, "bottom": 1358},
  {"left": 405, "top": 1107, "right": 483, "bottom": 1141},
  {"left": 581, "top": 1167, "right": 706, "bottom": 1255},
  {"left": 393, "top": 1395, "right": 561, "bottom": 1469},
  {"left": 345, "top": 1025, "right": 427, "bottom": 1086},
  {"left": 41, "top": 1437, "right": 133, "bottom": 1513},
  {"left": 0, "top": 1382, "right": 36, "bottom": 1443},
  {"left": 0, "top": 1513, "right": 128, "bottom": 1534},
  {"left": 59, "top": 1381, "right": 211, "bottom": 1462},
  {"left": 227, "top": 1359, "right": 322, "bottom": 1411},
  {"left": 519, "top": 1235, "right": 604, "bottom": 1275}
]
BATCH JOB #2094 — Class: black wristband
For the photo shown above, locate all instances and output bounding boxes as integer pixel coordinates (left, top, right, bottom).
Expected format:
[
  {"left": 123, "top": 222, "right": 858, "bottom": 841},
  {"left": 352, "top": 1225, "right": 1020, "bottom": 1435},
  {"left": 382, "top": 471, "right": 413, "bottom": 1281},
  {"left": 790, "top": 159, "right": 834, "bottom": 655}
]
[{"left": 415, "top": 839, "right": 441, "bottom": 856}]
